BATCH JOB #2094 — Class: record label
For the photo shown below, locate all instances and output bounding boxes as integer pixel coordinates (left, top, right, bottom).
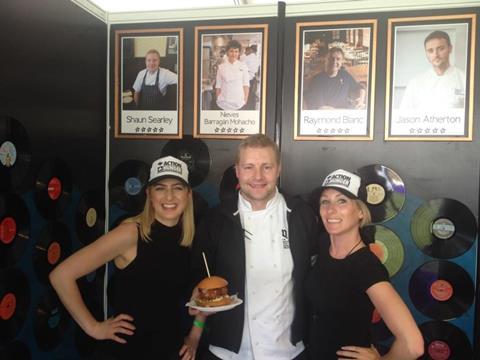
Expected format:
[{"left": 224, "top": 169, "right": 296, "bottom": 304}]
[
  {"left": 357, "top": 165, "right": 405, "bottom": 223},
  {"left": 411, "top": 198, "right": 476, "bottom": 259},
  {"left": 34, "top": 159, "right": 72, "bottom": 219},
  {"left": 366, "top": 225, "right": 404, "bottom": 277},
  {"left": 47, "top": 242, "right": 61, "bottom": 265},
  {"left": 0, "top": 217, "right": 17, "bottom": 244},
  {"left": 109, "top": 160, "right": 149, "bottom": 213},
  {"left": 0, "top": 268, "right": 30, "bottom": 345},
  {"left": 47, "top": 177, "right": 62, "bottom": 200},
  {"left": 0, "top": 194, "right": 30, "bottom": 269},
  {"left": 431, "top": 218, "right": 454, "bottom": 240},
  {"left": 0, "top": 141, "right": 16, "bottom": 167},
  {"left": 366, "top": 183, "right": 385, "bottom": 205},
  {"left": 430, "top": 280, "right": 453, "bottom": 302},
  {"left": 369, "top": 242, "right": 388, "bottom": 263},
  {"left": 409, "top": 260, "right": 474, "bottom": 320},
  {"left": 0, "top": 117, "right": 31, "bottom": 191},
  {"left": 161, "top": 136, "right": 211, "bottom": 187},
  {"left": 371, "top": 308, "right": 381, "bottom": 323},
  {"left": 33, "top": 291, "right": 69, "bottom": 351},
  {"left": 124, "top": 177, "right": 142, "bottom": 196},
  {"left": 420, "top": 320, "right": 472, "bottom": 359},
  {"left": 85, "top": 208, "right": 97, "bottom": 228},
  {"left": 47, "top": 308, "right": 61, "bottom": 328},
  {"left": 428, "top": 340, "right": 450, "bottom": 360},
  {"left": 34, "top": 222, "right": 71, "bottom": 284},
  {"left": 76, "top": 190, "right": 105, "bottom": 245},
  {"left": 0, "top": 292, "right": 16, "bottom": 320}
]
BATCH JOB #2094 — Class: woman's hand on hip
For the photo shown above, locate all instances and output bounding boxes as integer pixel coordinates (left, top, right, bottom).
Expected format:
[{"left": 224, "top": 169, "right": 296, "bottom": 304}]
[{"left": 89, "top": 313, "right": 135, "bottom": 343}]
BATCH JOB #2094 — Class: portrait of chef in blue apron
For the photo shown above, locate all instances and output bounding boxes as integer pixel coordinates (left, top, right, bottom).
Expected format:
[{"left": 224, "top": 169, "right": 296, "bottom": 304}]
[
  {"left": 132, "top": 49, "right": 177, "bottom": 110},
  {"left": 117, "top": 32, "right": 182, "bottom": 138}
]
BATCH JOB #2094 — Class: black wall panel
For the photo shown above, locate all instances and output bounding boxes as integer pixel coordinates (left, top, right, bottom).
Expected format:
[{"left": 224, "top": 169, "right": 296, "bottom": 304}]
[
  {"left": 280, "top": 7, "right": 480, "bottom": 358},
  {"left": 1, "top": 0, "right": 106, "bottom": 358}
]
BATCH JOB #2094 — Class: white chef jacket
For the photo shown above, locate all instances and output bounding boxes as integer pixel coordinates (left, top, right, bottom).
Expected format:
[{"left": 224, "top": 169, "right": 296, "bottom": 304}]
[
  {"left": 210, "top": 190, "right": 304, "bottom": 360},
  {"left": 215, "top": 60, "right": 250, "bottom": 110},
  {"left": 400, "top": 65, "right": 465, "bottom": 109}
]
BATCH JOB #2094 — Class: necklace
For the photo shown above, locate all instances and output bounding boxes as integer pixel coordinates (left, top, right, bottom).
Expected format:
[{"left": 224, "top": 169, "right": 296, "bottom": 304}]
[{"left": 345, "top": 239, "right": 363, "bottom": 258}]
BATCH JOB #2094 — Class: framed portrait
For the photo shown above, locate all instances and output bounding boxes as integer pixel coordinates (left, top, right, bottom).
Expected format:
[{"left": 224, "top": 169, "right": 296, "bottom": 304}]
[
  {"left": 193, "top": 24, "right": 268, "bottom": 139},
  {"left": 114, "top": 28, "right": 183, "bottom": 139},
  {"left": 385, "top": 14, "right": 476, "bottom": 141},
  {"left": 294, "top": 19, "right": 377, "bottom": 140}
]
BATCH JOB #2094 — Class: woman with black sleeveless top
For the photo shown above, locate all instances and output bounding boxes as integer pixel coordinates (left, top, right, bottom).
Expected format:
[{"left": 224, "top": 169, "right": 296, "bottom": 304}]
[{"left": 50, "top": 156, "right": 203, "bottom": 359}]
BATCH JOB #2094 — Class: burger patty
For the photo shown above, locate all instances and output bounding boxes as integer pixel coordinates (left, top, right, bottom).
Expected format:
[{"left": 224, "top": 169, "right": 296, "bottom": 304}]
[{"left": 199, "top": 286, "right": 228, "bottom": 300}]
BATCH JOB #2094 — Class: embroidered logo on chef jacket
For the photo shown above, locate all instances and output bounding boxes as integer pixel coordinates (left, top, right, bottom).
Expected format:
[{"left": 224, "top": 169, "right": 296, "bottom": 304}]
[{"left": 281, "top": 229, "right": 289, "bottom": 249}]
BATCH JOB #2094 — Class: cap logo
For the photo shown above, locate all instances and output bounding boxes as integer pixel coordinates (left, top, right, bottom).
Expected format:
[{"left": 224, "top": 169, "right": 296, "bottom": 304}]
[
  {"left": 324, "top": 173, "right": 351, "bottom": 188},
  {"left": 157, "top": 160, "right": 182, "bottom": 175}
]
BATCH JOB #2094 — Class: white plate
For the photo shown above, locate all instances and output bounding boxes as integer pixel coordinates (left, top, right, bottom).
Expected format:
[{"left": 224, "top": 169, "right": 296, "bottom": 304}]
[{"left": 185, "top": 295, "right": 243, "bottom": 313}]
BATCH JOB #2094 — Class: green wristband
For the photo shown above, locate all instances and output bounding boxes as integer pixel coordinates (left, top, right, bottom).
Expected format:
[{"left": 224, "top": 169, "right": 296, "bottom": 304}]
[{"left": 193, "top": 319, "right": 205, "bottom": 328}]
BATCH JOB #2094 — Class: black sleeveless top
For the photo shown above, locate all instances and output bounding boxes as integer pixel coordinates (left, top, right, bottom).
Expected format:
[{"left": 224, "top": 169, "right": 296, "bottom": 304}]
[{"left": 99, "top": 221, "right": 190, "bottom": 359}]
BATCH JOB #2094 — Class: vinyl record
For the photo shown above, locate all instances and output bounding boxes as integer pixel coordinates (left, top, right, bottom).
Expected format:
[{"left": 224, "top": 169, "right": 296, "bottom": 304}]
[
  {"left": 0, "top": 340, "right": 31, "bottom": 360},
  {"left": 219, "top": 165, "right": 239, "bottom": 202},
  {"left": 409, "top": 260, "right": 474, "bottom": 320},
  {"left": 0, "top": 116, "right": 31, "bottom": 191},
  {"left": 193, "top": 190, "right": 209, "bottom": 225},
  {"left": 109, "top": 160, "right": 149, "bottom": 213},
  {"left": 161, "top": 135, "right": 211, "bottom": 187},
  {"left": 0, "top": 193, "right": 30, "bottom": 269},
  {"left": 33, "top": 221, "right": 71, "bottom": 284},
  {"left": 75, "top": 190, "right": 105, "bottom": 245},
  {"left": 34, "top": 158, "right": 72, "bottom": 219},
  {"left": 33, "top": 290, "right": 69, "bottom": 351},
  {"left": 0, "top": 268, "right": 30, "bottom": 345},
  {"left": 370, "top": 308, "right": 393, "bottom": 342},
  {"left": 357, "top": 165, "right": 405, "bottom": 223},
  {"left": 109, "top": 212, "right": 135, "bottom": 231},
  {"left": 411, "top": 198, "right": 476, "bottom": 259},
  {"left": 419, "top": 320, "right": 472, "bottom": 359},
  {"left": 366, "top": 225, "right": 405, "bottom": 277}
]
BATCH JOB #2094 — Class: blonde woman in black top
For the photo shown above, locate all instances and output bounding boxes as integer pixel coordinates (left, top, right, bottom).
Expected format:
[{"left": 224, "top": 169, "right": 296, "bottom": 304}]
[
  {"left": 305, "top": 169, "right": 424, "bottom": 359},
  {"left": 50, "top": 156, "right": 203, "bottom": 359}
]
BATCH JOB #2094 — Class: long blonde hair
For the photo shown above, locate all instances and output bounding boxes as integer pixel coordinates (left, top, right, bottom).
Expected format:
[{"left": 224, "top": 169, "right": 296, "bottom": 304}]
[{"left": 123, "top": 185, "right": 194, "bottom": 247}]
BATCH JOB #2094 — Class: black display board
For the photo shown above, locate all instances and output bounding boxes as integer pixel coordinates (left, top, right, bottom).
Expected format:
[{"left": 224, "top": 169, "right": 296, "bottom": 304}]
[{"left": 0, "top": 0, "right": 107, "bottom": 358}]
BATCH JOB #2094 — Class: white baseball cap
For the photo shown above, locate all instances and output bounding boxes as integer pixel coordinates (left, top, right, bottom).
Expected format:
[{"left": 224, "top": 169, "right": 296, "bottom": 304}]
[
  {"left": 147, "top": 156, "right": 189, "bottom": 186},
  {"left": 320, "top": 169, "right": 361, "bottom": 199}
]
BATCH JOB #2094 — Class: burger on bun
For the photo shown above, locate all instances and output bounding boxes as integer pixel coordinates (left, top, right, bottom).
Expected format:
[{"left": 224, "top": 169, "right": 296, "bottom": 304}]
[{"left": 195, "top": 276, "right": 232, "bottom": 307}]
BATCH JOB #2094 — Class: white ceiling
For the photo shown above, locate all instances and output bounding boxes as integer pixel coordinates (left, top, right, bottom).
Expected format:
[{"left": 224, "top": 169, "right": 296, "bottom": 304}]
[{"left": 87, "top": 0, "right": 311, "bottom": 12}]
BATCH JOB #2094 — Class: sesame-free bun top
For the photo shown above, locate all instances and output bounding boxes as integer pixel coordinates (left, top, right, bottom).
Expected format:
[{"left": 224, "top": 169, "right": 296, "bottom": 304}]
[{"left": 197, "top": 276, "right": 228, "bottom": 289}]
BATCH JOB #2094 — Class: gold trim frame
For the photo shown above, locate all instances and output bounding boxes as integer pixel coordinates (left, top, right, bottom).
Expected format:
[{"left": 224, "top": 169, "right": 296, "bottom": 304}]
[
  {"left": 114, "top": 28, "right": 183, "bottom": 139},
  {"left": 385, "top": 14, "right": 476, "bottom": 141},
  {"left": 294, "top": 19, "right": 377, "bottom": 141},
  {"left": 193, "top": 24, "right": 268, "bottom": 139}
]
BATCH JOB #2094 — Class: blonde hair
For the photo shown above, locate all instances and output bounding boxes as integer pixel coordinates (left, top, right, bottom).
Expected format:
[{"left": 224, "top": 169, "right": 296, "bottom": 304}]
[
  {"left": 235, "top": 134, "right": 280, "bottom": 165},
  {"left": 123, "top": 185, "right": 194, "bottom": 247},
  {"left": 146, "top": 49, "right": 161, "bottom": 60},
  {"left": 355, "top": 199, "right": 372, "bottom": 228}
]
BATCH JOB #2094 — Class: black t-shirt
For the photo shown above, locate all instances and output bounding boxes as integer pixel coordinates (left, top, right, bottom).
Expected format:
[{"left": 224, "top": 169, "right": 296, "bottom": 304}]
[
  {"left": 304, "top": 68, "right": 361, "bottom": 109},
  {"left": 305, "top": 234, "right": 389, "bottom": 359}
]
